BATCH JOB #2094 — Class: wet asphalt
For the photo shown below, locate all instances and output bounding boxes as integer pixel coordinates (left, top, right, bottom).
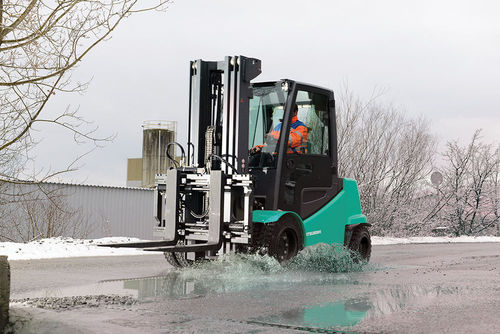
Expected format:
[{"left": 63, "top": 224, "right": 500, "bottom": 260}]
[{"left": 6, "top": 243, "right": 500, "bottom": 334}]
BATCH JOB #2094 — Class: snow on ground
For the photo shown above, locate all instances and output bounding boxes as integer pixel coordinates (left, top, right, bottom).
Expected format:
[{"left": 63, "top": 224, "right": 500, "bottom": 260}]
[
  {"left": 371, "top": 235, "right": 500, "bottom": 245},
  {"left": 0, "top": 235, "right": 499, "bottom": 261},
  {"left": 0, "top": 237, "right": 147, "bottom": 260}
]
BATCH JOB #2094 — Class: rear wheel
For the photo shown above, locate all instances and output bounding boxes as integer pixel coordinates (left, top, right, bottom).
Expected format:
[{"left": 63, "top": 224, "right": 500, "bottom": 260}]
[{"left": 348, "top": 226, "right": 371, "bottom": 261}]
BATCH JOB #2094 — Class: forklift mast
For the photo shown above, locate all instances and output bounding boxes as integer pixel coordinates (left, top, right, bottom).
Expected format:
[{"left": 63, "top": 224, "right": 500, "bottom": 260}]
[
  {"left": 187, "top": 56, "right": 261, "bottom": 173},
  {"left": 144, "top": 56, "right": 263, "bottom": 255}
]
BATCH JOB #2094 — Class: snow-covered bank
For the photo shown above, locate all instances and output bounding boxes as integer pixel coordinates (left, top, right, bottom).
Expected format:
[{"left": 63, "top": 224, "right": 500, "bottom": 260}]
[
  {"left": 0, "top": 237, "right": 147, "bottom": 260},
  {"left": 0, "top": 235, "right": 499, "bottom": 261},
  {"left": 372, "top": 235, "right": 500, "bottom": 245}
]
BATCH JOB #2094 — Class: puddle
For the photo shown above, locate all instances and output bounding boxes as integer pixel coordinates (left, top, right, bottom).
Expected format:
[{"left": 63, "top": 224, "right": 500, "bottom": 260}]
[
  {"left": 13, "top": 280, "right": 139, "bottom": 300},
  {"left": 102, "top": 271, "right": 359, "bottom": 300},
  {"left": 251, "top": 285, "right": 461, "bottom": 331},
  {"left": 120, "top": 273, "right": 202, "bottom": 299},
  {"left": 250, "top": 299, "right": 370, "bottom": 330},
  {"left": 14, "top": 245, "right": 376, "bottom": 300},
  {"left": 12, "top": 270, "right": 362, "bottom": 301},
  {"left": 13, "top": 271, "right": 461, "bottom": 332},
  {"left": 100, "top": 244, "right": 374, "bottom": 300}
]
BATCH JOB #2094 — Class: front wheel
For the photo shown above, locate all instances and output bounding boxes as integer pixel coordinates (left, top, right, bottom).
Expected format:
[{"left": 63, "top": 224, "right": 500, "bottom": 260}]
[
  {"left": 348, "top": 226, "right": 371, "bottom": 261},
  {"left": 163, "top": 240, "right": 194, "bottom": 268},
  {"left": 253, "top": 215, "right": 304, "bottom": 263}
]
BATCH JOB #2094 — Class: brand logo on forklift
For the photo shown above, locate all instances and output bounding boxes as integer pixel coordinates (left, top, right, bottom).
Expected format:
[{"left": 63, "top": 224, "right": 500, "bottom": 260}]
[{"left": 306, "top": 230, "right": 322, "bottom": 237}]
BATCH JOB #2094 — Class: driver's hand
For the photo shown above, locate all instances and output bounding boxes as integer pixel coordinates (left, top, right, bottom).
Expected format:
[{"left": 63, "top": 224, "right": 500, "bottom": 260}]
[{"left": 250, "top": 146, "right": 261, "bottom": 154}]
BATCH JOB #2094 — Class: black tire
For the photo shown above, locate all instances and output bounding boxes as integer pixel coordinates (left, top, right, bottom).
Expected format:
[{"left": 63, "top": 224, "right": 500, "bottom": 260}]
[
  {"left": 164, "top": 252, "right": 181, "bottom": 268},
  {"left": 173, "top": 251, "right": 194, "bottom": 267},
  {"left": 348, "top": 226, "right": 371, "bottom": 261},
  {"left": 164, "top": 240, "right": 194, "bottom": 268},
  {"left": 252, "top": 215, "right": 304, "bottom": 263},
  {"left": 0, "top": 256, "right": 10, "bottom": 332}
]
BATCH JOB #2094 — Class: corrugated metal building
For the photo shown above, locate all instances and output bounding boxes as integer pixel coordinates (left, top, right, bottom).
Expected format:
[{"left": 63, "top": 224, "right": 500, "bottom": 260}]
[{"left": 0, "top": 182, "right": 155, "bottom": 242}]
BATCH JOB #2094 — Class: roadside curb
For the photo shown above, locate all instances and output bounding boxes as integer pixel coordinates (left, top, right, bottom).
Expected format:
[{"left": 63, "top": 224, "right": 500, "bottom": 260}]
[{"left": 0, "top": 255, "right": 9, "bottom": 332}]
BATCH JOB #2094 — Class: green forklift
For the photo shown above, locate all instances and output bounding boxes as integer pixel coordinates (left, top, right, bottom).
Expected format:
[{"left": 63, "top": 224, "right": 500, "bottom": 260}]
[{"left": 107, "top": 56, "right": 371, "bottom": 266}]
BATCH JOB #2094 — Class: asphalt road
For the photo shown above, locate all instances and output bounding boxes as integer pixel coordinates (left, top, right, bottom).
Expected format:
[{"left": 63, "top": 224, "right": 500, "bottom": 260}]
[{"left": 6, "top": 242, "right": 500, "bottom": 334}]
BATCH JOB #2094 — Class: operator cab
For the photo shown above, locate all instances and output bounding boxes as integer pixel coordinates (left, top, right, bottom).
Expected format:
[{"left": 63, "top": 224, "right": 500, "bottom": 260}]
[{"left": 248, "top": 80, "right": 342, "bottom": 219}]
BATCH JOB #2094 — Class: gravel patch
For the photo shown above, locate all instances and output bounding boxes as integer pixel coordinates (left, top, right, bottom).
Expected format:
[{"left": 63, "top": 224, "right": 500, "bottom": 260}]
[{"left": 11, "top": 295, "right": 137, "bottom": 310}]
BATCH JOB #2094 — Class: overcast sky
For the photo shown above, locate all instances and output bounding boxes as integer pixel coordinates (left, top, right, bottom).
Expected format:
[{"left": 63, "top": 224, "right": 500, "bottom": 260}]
[{"left": 35, "top": 0, "right": 500, "bottom": 186}]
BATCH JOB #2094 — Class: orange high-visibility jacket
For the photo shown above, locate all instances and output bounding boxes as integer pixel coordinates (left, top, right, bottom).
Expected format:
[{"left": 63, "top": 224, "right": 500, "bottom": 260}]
[{"left": 268, "top": 115, "right": 309, "bottom": 154}]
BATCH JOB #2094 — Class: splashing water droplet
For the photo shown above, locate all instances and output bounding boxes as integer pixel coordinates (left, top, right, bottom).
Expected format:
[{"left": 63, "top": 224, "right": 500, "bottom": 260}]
[
  {"left": 182, "top": 243, "right": 366, "bottom": 276},
  {"left": 286, "top": 243, "right": 367, "bottom": 273}
]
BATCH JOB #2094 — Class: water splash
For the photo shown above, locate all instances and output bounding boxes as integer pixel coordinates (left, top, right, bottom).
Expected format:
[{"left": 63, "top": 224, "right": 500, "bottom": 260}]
[
  {"left": 110, "top": 244, "right": 372, "bottom": 300},
  {"left": 286, "top": 243, "right": 367, "bottom": 273},
  {"left": 163, "top": 243, "right": 369, "bottom": 295},
  {"left": 186, "top": 243, "right": 367, "bottom": 274},
  {"left": 177, "top": 252, "right": 285, "bottom": 292},
  {"left": 192, "top": 251, "right": 284, "bottom": 275}
]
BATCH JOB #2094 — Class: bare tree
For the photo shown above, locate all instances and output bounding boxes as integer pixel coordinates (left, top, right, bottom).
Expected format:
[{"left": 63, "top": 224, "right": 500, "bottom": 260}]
[
  {"left": 337, "top": 87, "right": 436, "bottom": 236},
  {"left": 0, "top": 0, "right": 169, "bottom": 182},
  {"left": 432, "top": 131, "right": 500, "bottom": 236},
  {"left": 492, "top": 154, "right": 500, "bottom": 236},
  {"left": 0, "top": 0, "right": 169, "bottom": 241}
]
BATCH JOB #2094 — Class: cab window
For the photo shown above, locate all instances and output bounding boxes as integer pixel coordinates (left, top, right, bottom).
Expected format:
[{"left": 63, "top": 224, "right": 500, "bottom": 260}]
[{"left": 295, "top": 90, "right": 330, "bottom": 156}]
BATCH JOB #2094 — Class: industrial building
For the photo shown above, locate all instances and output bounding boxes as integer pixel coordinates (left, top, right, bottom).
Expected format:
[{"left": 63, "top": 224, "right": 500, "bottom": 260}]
[
  {"left": 0, "top": 120, "right": 178, "bottom": 242},
  {"left": 0, "top": 182, "right": 155, "bottom": 242},
  {"left": 127, "top": 121, "right": 177, "bottom": 188}
]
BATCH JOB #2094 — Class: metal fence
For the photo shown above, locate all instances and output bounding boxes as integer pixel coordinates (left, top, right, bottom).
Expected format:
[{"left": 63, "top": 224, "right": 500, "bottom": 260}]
[{"left": 0, "top": 182, "right": 155, "bottom": 242}]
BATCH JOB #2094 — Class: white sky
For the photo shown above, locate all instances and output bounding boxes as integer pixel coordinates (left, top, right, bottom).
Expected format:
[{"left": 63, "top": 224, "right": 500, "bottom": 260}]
[{"left": 34, "top": 0, "right": 500, "bottom": 186}]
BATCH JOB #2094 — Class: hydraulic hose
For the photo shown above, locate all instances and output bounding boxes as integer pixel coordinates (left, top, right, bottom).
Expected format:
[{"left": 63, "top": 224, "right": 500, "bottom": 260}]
[{"left": 166, "top": 142, "right": 186, "bottom": 168}]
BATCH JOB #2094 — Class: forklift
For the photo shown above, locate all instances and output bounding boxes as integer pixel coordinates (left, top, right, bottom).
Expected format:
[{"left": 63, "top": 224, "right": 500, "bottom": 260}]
[{"left": 106, "top": 56, "right": 371, "bottom": 267}]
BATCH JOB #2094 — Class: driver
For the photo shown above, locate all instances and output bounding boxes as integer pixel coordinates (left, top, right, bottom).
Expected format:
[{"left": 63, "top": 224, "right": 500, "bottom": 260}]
[{"left": 250, "top": 104, "right": 309, "bottom": 155}]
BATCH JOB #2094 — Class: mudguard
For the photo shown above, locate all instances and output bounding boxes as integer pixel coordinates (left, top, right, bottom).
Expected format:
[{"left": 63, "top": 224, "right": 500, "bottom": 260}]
[{"left": 253, "top": 210, "right": 305, "bottom": 237}]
